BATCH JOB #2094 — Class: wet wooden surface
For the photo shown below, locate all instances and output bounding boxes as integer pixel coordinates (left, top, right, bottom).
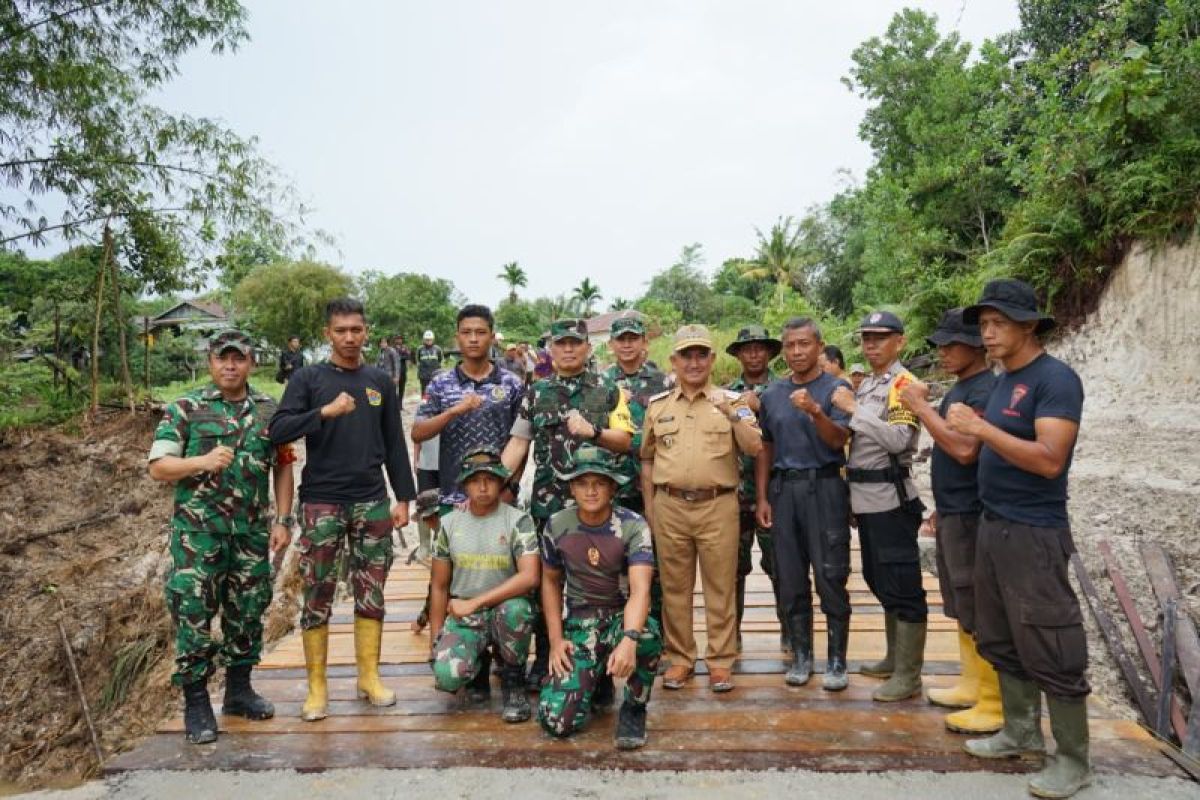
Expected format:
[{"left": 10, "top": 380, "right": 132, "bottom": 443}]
[{"left": 107, "top": 539, "right": 1179, "bottom": 777}]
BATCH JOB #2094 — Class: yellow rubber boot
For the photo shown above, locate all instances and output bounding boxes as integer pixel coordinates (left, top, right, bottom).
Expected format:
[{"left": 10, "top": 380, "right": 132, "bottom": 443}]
[
  {"left": 354, "top": 616, "right": 396, "bottom": 707},
  {"left": 927, "top": 626, "right": 979, "bottom": 709},
  {"left": 301, "top": 626, "right": 329, "bottom": 722},
  {"left": 946, "top": 650, "right": 1005, "bottom": 734}
]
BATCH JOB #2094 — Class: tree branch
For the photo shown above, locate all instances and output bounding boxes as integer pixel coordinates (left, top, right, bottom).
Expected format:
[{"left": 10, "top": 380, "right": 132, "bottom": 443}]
[{"left": 0, "top": 0, "right": 119, "bottom": 47}]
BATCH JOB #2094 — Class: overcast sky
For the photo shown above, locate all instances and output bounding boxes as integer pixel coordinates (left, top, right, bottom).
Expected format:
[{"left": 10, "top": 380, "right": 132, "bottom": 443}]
[{"left": 149, "top": 1, "right": 1021, "bottom": 306}]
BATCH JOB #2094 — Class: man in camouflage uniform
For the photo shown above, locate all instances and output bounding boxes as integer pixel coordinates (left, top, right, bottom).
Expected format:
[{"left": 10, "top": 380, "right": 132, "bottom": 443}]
[
  {"left": 148, "top": 329, "right": 296, "bottom": 745},
  {"left": 502, "top": 318, "right": 634, "bottom": 688},
  {"left": 725, "top": 324, "right": 784, "bottom": 651},
  {"left": 602, "top": 315, "right": 668, "bottom": 516},
  {"left": 538, "top": 445, "right": 662, "bottom": 749},
  {"left": 429, "top": 449, "right": 540, "bottom": 722}
]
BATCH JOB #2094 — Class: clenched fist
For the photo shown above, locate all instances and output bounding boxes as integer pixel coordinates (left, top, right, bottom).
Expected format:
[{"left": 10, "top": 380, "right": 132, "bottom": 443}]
[
  {"left": 452, "top": 392, "right": 483, "bottom": 417},
  {"left": 790, "top": 388, "right": 820, "bottom": 416},
  {"left": 898, "top": 378, "right": 930, "bottom": 412},
  {"left": 831, "top": 386, "right": 857, "bottom": 415},
  {"left": 739, "top": 390, "right": 761, "bottom": 413},
  {"left": 202, "top": 444, "right": 235, "bottom": 474},
  {"left": 321, "top": 391, "right": 356, "bottom": 419},
  {"left": 565, "top": 409, "right": 597, "bottom": 439},
  {"left": 946, "top": 402, "right": 984, "bottom": 436}
]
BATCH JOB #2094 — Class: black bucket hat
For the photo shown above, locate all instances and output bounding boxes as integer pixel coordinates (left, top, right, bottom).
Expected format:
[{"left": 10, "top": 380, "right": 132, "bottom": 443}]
[
  {"left": 926, "top": 308, "right": 983, "bottom": 348},
  {"left": 725, "top": 324, "right": 782, "bottom": 358},
  {"left": 963, "top": 279, "right": 1056, "bottom": 334}
]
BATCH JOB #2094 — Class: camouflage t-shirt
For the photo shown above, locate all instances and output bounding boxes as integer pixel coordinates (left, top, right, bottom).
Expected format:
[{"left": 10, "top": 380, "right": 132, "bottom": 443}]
[
  {"left": 433, "top": 504, "right": 538, "bottom": 599},
  {"left": 149, "top": 383, "right": 293, "bottom": 534},
  {"left": 541, "top": 506, "right": 654, "bottom": 611}
]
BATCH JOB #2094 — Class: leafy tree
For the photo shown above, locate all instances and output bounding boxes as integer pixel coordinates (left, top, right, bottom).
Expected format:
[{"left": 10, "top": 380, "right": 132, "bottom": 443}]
[
  {"left": 572, "top": 278, "right": 602, "bottom": 315},
  {"left": 235, "top": 261, "right": 353, "bottom": 347},
  {"left": 497, "top": 261, "right": 527, "bottom": 304},
  {"left": 608, "top": 297, "right": 632, "bottom": 311},
  {"left": 358, "top": 271, "right": 463, "bottom": 346},
  {"left": 741, "top": 216, "right": 810, "bottom": 291}
]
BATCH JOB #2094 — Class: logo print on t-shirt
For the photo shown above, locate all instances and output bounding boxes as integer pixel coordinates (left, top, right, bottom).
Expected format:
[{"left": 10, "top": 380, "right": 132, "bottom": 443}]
[
  {"left": 1003, "top": 383, "right": 1029, "bottom": 417},
  {"left": 491, "top": 386, "right": 506, "bottom": 401},
  {"left": 587, "top": 546, "right": 601, "bottom": 566},
  {"left": 366, "top": 387, "right": 382, "bottom": 407}
]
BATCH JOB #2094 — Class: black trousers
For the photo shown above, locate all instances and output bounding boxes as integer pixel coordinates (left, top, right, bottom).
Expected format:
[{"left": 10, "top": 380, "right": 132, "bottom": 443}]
[
  {"left": 857, "top": 504, "right": 928, "bottom": 623},
  {"left": 974, "top": 513, "right": 1090, "bottom": 699},
  {"left": 770, "top": 474, "right": 852, "bottom": 625},
  {"left": 935, "top": 511, "right": 980, "bottom": 632}
]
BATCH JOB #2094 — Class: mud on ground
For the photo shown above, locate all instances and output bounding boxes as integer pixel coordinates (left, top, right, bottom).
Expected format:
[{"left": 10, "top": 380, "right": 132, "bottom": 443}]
[{"left": 0, "top": 410, "right": 301, "bottom": 791}]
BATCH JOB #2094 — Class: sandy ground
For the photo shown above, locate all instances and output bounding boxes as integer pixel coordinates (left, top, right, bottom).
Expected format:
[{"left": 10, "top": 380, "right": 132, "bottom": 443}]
[{"left": 12, "top": 767, "right": 1200, "bottom": 800}]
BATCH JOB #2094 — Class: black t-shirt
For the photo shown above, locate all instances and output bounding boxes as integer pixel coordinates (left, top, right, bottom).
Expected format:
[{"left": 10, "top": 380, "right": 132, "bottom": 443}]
[
  {"left": 978, "top": 353, "right": 1083, "bottom": 528},
  {"left": 759, "top": 372, "right": 852, "bottom": 470},
  {"left": 269, "top": 362, "right": 416, "bottom": 504},
  {"left": 931, "top": 369, "right": 997, "bottom": 515}
]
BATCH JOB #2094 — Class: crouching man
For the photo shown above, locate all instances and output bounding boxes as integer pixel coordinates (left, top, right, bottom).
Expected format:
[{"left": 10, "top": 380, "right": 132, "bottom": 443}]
[
  {"left": 538, "top": 445, "right": 662, "bottom": 750},
  {"left": 430, "top": 448, "right": 540, "bottom": 723}
]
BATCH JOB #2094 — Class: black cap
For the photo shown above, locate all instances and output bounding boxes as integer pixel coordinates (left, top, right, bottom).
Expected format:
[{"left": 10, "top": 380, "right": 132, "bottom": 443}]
[
  {"left": 963, "top": 279, "right": 1055, "bottom": 334},
  {"left": 926, "top": 308, "right": 983, "bottom": 348},
  {"left": 858, "top": 310, "right": 905, "bottom": 334}
]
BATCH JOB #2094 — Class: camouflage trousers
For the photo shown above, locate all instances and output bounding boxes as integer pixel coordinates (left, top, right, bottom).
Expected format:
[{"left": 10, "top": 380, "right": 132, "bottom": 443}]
[
  {"left": 299, "top": 500, "right": 394, "bottom": 630},
  {"left": 538, "top": 612, "right": 662, "bottom": 738},
  {"left": 737, "top": 510, "right": 777, "bottom": 579},
  {"left": 164, "top": 525, "right": 272, "bottom": 686},
  {"left": 431, "top": 598, "right": 534, "bottom": 692}
]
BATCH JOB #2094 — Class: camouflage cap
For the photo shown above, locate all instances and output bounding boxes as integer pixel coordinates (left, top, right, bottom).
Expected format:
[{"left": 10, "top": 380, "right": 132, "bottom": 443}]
[
  {"left": 414, "top": 489, "right": 441, "bottom": 519},
  {"left": 725, "top": 323, "right": 782, "bottom": 357},
  {"left": 555, "top": 444, "right": 629, "bottom": 485},
  {"left": 672, "top": 324, "right": 714, "bottom": 353},
  {"left": 208, "top": 328, "right": 254, "bottom": 355},
  {"left": 548, "top": 318, "right": 588, "bottom": 343},
  {"left": 457, "top": 446, "right": 512, "bottom": 484},
  {"left": 848, "top": 362, "right": 868, "bottom": 376},
  {"left": 610, "top": 315, "right": 647, "bottom": 338}
]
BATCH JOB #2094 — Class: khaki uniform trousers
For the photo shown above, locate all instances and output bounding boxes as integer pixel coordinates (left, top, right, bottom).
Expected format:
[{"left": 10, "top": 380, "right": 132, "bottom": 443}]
[{"left": 652, "top": 490, "right": 739, "bottom": 670}]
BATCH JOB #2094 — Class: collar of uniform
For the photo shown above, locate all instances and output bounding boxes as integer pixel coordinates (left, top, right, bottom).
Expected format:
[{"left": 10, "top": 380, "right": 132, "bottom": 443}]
[
  {"left": 553, "top": 369, "right": 589, "bottom": 386},
  {"left": 454, "top": 362, "right": 500, "bottom": 386},
  {"left": 200, "top": 382, "right": 254, "bottom": 405},
  {"left": 677, "top": 382, "right": 720, "bottom": 402},
  {"left": 731, "top": 372, "right": 771, "bottom": 391}
]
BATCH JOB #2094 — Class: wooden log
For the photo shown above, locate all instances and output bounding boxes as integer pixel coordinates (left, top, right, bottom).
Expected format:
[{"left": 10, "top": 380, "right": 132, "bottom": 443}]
[
  {"left": 3, "top": 511, "right": 121, "bottom": 554},
  {"left": 1097, "top": 540, "right": 1187, "bottom": 742},
  {"left": 1141, "top": 542, "right": 1200, "bottom": 699},
  {"left": 1186, "top": 698, "right": 1200, "bottom": 758},
  {"left": 1071, "top": 553, "right": 1157, "bottom": 726}
]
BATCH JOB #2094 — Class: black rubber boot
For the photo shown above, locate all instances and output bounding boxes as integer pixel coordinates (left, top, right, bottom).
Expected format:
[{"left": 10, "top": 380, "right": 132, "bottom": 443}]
[
  {"left": 823, "top": 616, "right": 850, "bottom": 692},
  {"left": 183, "top": 679, "right": 218, "bottom": 745},
  {"left": 500, "top": 665, "right": 531, "bottom": 723},
  {"left": 222, "top": 664, "right": 275, "bottom": 720},
  {"left": 468, "top": 651, "right": 492, "bottom": 703},
  {"left": 593, "top": 672, "right": 615, "bottom": 708},
  {"left": 526, "top": 628, "right": 549, "bottom": 690},
  {"left": 614, "top": 700, "right": 648, "bottom": 750},
  {"left": 785, "top": 614, "right": 813, "bottom": 686}
]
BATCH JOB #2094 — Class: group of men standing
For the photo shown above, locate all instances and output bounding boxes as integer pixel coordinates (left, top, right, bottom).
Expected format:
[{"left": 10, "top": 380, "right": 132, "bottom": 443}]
[{"left": 148, "top": 277, "right": 1091, "bottom": 798}]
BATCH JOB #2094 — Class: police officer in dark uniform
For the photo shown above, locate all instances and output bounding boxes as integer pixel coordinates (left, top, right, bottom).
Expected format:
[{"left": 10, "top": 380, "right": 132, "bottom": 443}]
[
  {"left": 755, "top": 317, "right": 853, "bottom": 691},
  {"left": 950, "top": 279, "right": 1090, "bottom": 799}
]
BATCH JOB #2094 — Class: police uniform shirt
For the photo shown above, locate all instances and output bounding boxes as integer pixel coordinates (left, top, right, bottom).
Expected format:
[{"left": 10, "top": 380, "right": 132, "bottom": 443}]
[
  {"left": 846, "top": 361, "right": 920, "bottom": 513},
  {"left": 931, "top": 369, "right": 997, "bottom": 515},
  {"left": 978, "top": 353, "right": 1083, "bottom": 528},
  {"left": 641, "top": 384, "right": 759, "bottom": 490},
  {"left": 759, "top": 372, "right": 852, "bottom": 469}
]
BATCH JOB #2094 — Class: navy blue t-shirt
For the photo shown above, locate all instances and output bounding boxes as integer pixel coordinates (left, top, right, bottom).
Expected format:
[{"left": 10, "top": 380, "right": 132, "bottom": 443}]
[
  {"left": 759, "top": 371, "right": 852, "bottom": 469},
  {"left": 978, "top": 354, "right": 1083, "bottom": 528},
  {"left": 932, "top": 369, "right": 997, "bottom": 515}
]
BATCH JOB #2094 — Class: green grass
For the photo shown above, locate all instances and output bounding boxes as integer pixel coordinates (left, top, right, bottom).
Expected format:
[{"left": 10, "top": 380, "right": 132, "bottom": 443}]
[{"left": 152, "top": 368, "right": 285, "bottom": 403}]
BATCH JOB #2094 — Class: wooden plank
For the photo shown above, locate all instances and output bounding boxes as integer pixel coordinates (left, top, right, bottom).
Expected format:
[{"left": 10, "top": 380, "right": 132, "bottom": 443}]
[
  {"left": 1141, "top": 542, "right": 1200, "bottom": 699},
  {"left": 1098, "top": 540, "right": 1187, "bottom": 742},
  {"left": 1071, "top": 553, "right": 1157, "bottom": 726},
  {"left": 1158, "top": 599, "right": 1178, "bottom": 739}
]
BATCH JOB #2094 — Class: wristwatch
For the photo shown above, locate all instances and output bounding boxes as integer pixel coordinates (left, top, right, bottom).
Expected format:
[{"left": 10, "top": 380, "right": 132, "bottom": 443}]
[
  {"left": 621, "top": 628, "right": 641, "bottom": 642},
  {"left": 590, "top": 425, "right": 605, "bottom": 442},
  {"left": 276, "top": 514, "right": 296, "bottom": 527}
]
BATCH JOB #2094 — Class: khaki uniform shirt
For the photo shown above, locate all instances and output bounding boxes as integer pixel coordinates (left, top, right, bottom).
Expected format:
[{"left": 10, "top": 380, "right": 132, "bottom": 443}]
[
  {"left": 641, "top": 384, "right": 760, "bottom": 490},
  {"left": 847, "top": 361, "right": 921, "bottom": 514}
]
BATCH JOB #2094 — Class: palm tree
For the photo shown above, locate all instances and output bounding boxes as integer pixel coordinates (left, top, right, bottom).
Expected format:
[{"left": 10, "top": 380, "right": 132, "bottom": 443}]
[
  {"left": 572, "top": 278, "right": 602, "bottom": 316},
  {"left": 740, "top": 216, "right": 806, "bottom": 289},
  {"left": 608, "top": 297, "right": 631, "bottom": 311},
  {"left": 497, "top": 261, "right": 527, "bottom": 304}
]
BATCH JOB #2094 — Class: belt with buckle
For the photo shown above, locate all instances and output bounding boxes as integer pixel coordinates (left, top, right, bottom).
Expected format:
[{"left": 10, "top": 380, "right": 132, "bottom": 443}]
[
  {"left": 776, "top": 465, "right": 842, "bottom": 481},
  {"left": 658, "top": 485, "right": 735, "bottom": 502}
]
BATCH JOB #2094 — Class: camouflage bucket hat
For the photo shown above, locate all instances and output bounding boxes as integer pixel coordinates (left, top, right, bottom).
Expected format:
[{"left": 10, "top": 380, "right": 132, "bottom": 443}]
[
  {"left": 725, "top": 324, "right": 782, "bottom": 358},
  {"left": 208, "top": 328, "right": 254, "bottom": 355},
  {"left": 610, "top": 315, "right": 647, "bottom": 338},
  {"left": 457, "top": 446, "right": 512, "bottom": 484},
  {"left": 414, "top": 489, "right": 441, "bottom": 519},
  {"left": 548, "top": 318, "right": 588, "bottom": 343},
  {"left": 555, "top": 444, "right": 629, "bottom": 485}
]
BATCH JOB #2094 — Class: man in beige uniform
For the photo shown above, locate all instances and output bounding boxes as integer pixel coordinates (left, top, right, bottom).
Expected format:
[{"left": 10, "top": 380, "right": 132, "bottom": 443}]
[{"left": 641, "top": 325, "right": 762, "bottom": 693}]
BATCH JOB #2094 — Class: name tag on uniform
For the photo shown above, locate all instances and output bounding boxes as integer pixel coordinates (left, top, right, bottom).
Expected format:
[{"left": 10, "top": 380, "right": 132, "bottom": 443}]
[{"left": 658, "top": 415, "right": 674, "bottom": 423}]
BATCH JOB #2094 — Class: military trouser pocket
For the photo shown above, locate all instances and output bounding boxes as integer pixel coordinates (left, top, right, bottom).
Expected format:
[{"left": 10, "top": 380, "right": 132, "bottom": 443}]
[
  {"left": 822, "top": 525, "right": 851, "bottom": 583},
  {"left": 1019, "top": 601, "right": 1087, "bottom": 676}
]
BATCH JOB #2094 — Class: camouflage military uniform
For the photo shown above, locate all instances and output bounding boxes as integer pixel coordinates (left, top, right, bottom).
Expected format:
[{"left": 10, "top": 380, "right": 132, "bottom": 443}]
[
  {"left": 432, "top": 599, "right": 534, "bottom": 691},
  {"left": 150, "top": 383, "right": 288, "bottom": 686},
  {"left": 603, "top": 362, "right": 668, "bottom": 509},
  {"left": 727, "top": 374, "right": 780, "bottom": 595},
  {"left": 298, "top": 501, "right": 393, "bottom": 629}
]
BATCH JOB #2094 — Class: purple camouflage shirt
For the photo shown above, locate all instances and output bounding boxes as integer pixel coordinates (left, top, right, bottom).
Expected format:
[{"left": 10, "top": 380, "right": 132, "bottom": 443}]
[{"left": 417, "top": 363, "right": 525, "bottom": 505}]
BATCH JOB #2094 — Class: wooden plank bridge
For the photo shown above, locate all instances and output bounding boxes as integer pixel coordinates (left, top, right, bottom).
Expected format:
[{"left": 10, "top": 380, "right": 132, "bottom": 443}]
[{"left": 107, "top": 539, "right": 1179, "bottom": 776}]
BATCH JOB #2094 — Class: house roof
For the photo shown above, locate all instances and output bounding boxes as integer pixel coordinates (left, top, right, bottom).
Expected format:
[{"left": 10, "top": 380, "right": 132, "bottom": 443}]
[{"left": 150, "top": 300, "right": 227, "bottom": 323}]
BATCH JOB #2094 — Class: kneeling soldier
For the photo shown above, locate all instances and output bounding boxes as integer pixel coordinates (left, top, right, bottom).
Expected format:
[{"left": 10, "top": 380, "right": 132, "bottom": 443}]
[
  {"left": 538, "top": 445, "right": 663, "bottom": 749},
  {"left": 430, "top": 448, "right": 540, "bottom": 722}
]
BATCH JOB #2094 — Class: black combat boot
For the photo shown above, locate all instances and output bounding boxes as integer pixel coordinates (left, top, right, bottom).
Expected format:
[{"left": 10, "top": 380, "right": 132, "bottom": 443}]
[
  {"left": 222, "top": 664, "right": 275, "bottom": 720},
  {"left": 183, "top": 679, "right": 218, "bottom": 745},
  {"left": 785, "top": 614, "right": 813, "bottom": 686},
  {"left": 614, "top": 700, "right": 648, "bottom": 750},
  {"left": 526, "top": 628, "right": 549, "bottom": 690},
  {"left": 500, "top": 665, "right": 531, "bottom": 723},
  {"left": 593, "top": 672, "right": 616, "bottom": 707},
  {"left": 468, "top": 650, "right": 492, "bottom": 703},
  {"left": 823, "top": 616, "right": 850, "bottom": 692}
]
